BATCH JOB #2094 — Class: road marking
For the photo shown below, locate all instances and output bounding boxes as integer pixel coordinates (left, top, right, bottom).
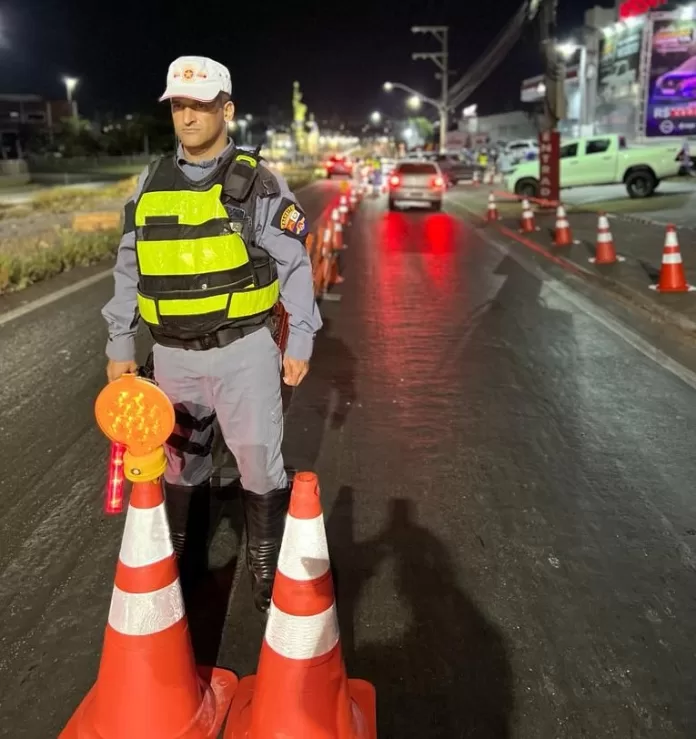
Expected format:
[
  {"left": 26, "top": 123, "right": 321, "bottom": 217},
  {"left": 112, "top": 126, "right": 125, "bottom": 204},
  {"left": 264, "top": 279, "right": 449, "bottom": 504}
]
[
  {"left": 448, "top": 199, "right": 696, "bottom": 393},
  {"left": 0, "top": 268, "right": 113, "bottom": 328},
  {"left": 0, "top": 180, "right": 326, "bottom": 329}
]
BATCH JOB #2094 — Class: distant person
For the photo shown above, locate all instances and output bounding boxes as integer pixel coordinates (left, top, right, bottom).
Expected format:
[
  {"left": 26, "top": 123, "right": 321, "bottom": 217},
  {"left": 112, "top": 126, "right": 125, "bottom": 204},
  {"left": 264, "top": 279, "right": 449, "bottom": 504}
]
[{"left": 101, "top": 56, "right": 322, "bottom": 612}]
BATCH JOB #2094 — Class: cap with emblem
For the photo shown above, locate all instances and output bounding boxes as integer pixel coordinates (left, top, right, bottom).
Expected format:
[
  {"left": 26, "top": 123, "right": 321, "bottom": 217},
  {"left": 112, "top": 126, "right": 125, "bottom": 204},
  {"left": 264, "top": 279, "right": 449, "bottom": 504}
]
[{"left": 159, "top": 56, "right": 232, "bottom": 103}]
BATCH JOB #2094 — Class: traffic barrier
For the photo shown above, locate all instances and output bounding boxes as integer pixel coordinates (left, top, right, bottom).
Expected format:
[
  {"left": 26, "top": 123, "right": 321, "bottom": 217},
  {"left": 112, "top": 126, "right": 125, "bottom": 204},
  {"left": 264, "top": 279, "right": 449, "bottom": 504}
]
[
  {"left": 224, "top": 472, "right": 376, "bottom": 739},
  {"left": 589, "top": 213, "right": 624, "bottom": 265},
  {"left": 72, "top": 211, "right": 122, "bottom": 232},
  {"left": 552, "top": 204, "right": 577, "bottom": 246},
  {"left": 650, "top": 224, "right": 695, "bottom": 293},
  {"left": 61, "top": 375, "right": 237, "bottom": 738},
  {"left": 486, "top": 193, "right": 499, "bottom": 223},
  {"left": 519, "top": 199, "right": 538, "bottom": 233},
  {"left": 472, "top": 170, "right": 480, "bottom": 187}
]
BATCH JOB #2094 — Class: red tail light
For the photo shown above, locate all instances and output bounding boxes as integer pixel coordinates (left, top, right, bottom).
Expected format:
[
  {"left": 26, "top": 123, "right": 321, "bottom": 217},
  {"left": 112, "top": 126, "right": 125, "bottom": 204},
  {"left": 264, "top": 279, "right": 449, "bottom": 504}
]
[
  {"left": 430, "top": 176, "right": 444, "bottom": 189},
  {"left": 105, "top": 442, "right": 126, "bottom": 514},
  {"left": 389, "top": 174, "right": 401, "bottom": 187}
]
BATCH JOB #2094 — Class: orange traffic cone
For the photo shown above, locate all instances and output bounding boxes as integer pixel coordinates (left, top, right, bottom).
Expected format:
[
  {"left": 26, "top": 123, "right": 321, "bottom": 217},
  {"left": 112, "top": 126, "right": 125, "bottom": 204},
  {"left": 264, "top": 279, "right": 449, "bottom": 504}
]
[
  {"left": 589, "top": 213, "right": 624, "bottom": 265},
  {"left": 60, "top": 479, "right": 237, "bottom": 739},
  {"left": 552, "top": 204, "right": 576, "bottom": 246},
  {"left": 333, "top": 219, "right": 344, "bottom": 251},
  {"left": 349, "top": 190, "right": 358, "bottom": 211},
  {"left": 650, "top": 224, "right": 694, "bottom": 293},
  {"left": 339, "top": 195, "right": 349, "bottom": 225},
  {"left": 225, "top": 472, "right": 376, "bottom": 739},
  {"left": 486, "top": 193, "right": 499, "bottom": 222},
  {"left": 519, "top": 198, "right": 537, "bottom": 233}
]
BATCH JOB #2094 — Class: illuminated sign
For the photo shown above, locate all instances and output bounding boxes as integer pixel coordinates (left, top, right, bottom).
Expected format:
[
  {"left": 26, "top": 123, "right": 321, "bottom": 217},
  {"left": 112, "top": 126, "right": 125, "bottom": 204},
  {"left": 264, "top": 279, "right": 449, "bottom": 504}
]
[
  {"left": 618, "top": 0, "right": 667, "bottom": 20},
  {"left": 538, "top": 130, "right": 560, "bottom": 203}
]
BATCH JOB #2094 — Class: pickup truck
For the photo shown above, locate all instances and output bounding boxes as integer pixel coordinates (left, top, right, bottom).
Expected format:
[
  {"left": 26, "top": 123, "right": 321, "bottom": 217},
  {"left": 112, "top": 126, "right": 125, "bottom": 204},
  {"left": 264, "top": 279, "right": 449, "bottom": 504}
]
[{"left": 505, "top": 134, "right": 682, "bottom": 199}]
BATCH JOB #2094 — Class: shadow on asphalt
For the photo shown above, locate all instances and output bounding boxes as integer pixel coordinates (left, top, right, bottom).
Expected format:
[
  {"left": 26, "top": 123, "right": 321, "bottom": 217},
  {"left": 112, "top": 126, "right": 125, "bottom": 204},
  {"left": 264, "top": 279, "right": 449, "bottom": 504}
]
[
  {"left": 281, "top": 315, "right": 357, "bottom": 470},
  {"left": 327, "top": 490, "right": 514, "bottom": 738}
]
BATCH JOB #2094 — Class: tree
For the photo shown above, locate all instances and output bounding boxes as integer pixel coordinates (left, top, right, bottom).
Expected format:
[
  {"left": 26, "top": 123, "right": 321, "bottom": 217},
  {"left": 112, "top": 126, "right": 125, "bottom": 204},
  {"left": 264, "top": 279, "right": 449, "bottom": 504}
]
[{"left": 411, "top": 116, "right": 435, "bottom": 143}]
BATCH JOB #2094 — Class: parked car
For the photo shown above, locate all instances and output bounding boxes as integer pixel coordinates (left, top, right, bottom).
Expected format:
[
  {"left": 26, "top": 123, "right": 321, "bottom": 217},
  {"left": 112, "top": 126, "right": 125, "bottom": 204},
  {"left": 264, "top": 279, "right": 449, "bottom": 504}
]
[
  {"left": 387, "top": 160, "right": 446, "bottom": 211},
  {"left": 505, "top": 134, "right": 682, "bottom": 199},
  {"left": 421, "top": 153, "right": 483, "bottom": 185}
]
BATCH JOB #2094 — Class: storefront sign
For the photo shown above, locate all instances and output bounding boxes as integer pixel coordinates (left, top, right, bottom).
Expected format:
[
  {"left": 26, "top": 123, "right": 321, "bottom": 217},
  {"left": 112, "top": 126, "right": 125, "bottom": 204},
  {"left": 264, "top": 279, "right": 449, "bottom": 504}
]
[
  {"left": 645, "top": 16, "right": 696, "bottom": 136},
  {"left": 538, "top": 129, "right": 560, "bottom": 202}
]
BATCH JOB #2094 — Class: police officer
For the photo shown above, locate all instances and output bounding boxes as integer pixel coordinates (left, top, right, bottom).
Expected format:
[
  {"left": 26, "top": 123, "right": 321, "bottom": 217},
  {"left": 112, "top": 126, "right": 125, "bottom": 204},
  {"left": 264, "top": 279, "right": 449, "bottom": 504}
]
[{"left": 102, "top": 56, "right": 323, "bottom": 613}]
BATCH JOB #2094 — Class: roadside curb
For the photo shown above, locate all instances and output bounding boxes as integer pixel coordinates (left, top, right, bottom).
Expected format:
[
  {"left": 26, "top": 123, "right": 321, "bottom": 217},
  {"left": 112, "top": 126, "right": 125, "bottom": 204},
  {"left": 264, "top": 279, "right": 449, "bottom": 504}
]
[{"left": 456, "top": 203, "right": 696, "bottom": 340}]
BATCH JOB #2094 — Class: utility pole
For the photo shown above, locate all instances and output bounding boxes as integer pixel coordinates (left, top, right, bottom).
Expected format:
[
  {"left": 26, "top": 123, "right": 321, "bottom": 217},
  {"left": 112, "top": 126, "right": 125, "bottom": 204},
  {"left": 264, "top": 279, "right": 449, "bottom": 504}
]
[
  {"left": 412, "top": 26, "right": 449, "bottom": 153},
  {"left": 537, "top": 0, "right": 564, "bottom": 203}
]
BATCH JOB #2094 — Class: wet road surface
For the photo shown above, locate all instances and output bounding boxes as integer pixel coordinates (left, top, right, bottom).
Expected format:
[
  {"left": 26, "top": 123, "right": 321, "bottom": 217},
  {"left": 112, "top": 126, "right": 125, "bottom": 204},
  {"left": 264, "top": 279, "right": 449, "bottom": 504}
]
[
  {"left": 223, "top": 193, "right": 696, "bottom": 738},
  {"left": 1, "top": 183, "right": 695, "bottom": 737}
]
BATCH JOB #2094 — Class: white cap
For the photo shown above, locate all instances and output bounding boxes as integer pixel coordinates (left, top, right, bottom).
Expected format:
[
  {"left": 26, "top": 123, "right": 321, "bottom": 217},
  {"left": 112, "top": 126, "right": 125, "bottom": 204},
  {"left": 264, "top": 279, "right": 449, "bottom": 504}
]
[{"left": 159, "top": 56, "right": 232, "bottom": 102}]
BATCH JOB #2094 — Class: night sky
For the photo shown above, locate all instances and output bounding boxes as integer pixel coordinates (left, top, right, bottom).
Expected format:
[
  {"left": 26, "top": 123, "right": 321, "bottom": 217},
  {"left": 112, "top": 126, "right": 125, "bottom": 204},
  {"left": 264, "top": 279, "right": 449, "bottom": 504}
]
[{"left": 0, "top": 0, "right": 595, "bottom": 120}]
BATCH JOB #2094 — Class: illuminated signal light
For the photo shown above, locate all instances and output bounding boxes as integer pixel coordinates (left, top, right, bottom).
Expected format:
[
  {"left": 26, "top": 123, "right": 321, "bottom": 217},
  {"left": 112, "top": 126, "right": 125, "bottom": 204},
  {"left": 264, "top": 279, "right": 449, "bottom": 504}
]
[
  {"left": 389, "top": 175, "right": 401, "bottom": 187},
  {"left": 431, "top": 176, "right": 444, "bottom": 189},
  {"left": 95, "top": 375, "right": 175, "bottom": 458},
  {"left": 105, "top": 442, "right": 126, "bottom": 514}
]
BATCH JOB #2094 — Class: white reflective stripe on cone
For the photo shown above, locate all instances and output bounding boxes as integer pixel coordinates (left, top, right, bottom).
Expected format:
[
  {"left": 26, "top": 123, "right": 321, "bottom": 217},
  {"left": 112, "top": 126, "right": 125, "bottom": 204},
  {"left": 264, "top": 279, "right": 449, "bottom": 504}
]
[
  {"left": 598, "top": 233, "right": 612, "bottom": 242},
  {"left": 265, "top": 602, "right": 339, "bottom": 660},
  {"left": 119, "top": 502, "right": 174, "bottom": 568},
  {"left": 663, "top": 253, "right": 683, "bottom": 264},
  {"left": 108, "top": 581, "right": 185, "bottom": 636},
  {"left": 277, "top": 515, "right": 330, "bottom": 581}
]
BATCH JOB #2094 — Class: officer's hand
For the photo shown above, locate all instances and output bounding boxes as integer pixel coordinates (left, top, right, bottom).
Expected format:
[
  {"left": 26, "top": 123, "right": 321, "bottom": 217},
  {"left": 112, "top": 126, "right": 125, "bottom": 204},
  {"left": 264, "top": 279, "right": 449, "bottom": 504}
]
[
  {"left": 106, "top": 359, "right": 138, "bottom": 383},
  {"left": 283, "top": 356, "right": 309, "bottom": 386}
]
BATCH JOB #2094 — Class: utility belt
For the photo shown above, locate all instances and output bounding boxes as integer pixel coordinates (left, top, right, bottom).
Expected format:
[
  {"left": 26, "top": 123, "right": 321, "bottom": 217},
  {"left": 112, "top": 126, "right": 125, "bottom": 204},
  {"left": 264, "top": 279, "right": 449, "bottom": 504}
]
[{"left": 151, "top": 321, "right": 268, "bottom": 351}]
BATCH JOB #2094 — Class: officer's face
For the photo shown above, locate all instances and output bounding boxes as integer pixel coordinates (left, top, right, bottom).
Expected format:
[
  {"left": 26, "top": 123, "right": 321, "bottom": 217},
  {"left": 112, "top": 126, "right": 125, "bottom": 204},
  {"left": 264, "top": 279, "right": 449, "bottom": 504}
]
[{"left": 171, "top": 96, "right": 234, "bottom": 149}]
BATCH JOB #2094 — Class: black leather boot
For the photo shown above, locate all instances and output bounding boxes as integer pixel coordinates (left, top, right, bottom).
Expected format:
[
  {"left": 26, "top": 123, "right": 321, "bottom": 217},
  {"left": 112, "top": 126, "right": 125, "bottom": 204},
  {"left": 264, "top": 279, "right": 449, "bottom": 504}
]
[
  {"left": 163, "top": 482, "right": 211, "bottom": 599},
  {"left": 241, "top": 486, "right": 291, "bottom": 613}
]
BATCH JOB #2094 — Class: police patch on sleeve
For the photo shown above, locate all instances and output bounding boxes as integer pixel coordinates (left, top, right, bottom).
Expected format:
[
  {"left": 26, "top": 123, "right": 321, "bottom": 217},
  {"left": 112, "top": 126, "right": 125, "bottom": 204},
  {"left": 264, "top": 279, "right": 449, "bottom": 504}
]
[{"left": 271, "top": 197, "right": 309, "bottom": 240}]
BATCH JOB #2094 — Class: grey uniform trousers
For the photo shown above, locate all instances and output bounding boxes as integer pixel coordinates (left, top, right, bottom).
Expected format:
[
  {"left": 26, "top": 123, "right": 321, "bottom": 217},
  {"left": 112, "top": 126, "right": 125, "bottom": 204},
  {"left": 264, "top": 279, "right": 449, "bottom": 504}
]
[{"left": 153, "top": 326, "right": 287, "bottom": 495}]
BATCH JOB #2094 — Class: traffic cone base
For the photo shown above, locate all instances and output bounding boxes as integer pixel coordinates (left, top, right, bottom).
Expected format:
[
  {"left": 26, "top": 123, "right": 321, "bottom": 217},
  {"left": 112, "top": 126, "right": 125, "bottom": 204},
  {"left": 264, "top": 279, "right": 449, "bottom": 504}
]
[
  {"left": 590, "top": 254, "right": 625, "bottom": 264},
  {"left": 225, "top": 668, "right": 376, "bottom": 739},
  {"left": 649, "top": 282, "right": 695, "bottom": 292},
  {"left": 61, "top": 666, "right": 236, "bottom": 739}
]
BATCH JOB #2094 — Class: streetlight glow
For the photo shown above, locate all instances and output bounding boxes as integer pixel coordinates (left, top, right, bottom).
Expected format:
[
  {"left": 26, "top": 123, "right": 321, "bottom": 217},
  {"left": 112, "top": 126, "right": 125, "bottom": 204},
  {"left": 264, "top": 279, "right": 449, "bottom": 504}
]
[
  {"left": 62, "top": 76, "right": 79, "bottom": 101},
  {"left": 557, "top": 42, "right": 578, "bottom": 59},
  {"left": 370, "top": 111, "right": 382, "bottom": 124},
  {"left": 383, "top": 82, "right": 394, "bottom": 92},
  {"left": 407, "top": 95, "right": 422, "bottom": 110}
]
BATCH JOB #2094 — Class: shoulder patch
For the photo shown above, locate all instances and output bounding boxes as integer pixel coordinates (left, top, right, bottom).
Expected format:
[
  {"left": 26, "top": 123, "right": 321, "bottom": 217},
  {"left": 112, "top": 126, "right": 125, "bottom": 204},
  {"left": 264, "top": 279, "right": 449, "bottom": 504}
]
[{"left": 271, "top": 197, "right": 309, "bottom": 240}]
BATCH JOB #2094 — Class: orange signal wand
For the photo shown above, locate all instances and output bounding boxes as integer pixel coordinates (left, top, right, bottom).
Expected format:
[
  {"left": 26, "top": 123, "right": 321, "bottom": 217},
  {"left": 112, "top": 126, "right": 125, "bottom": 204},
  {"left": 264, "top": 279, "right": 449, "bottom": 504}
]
[{"left": 104, "top": 442, "right": 127, "bottom": 514}]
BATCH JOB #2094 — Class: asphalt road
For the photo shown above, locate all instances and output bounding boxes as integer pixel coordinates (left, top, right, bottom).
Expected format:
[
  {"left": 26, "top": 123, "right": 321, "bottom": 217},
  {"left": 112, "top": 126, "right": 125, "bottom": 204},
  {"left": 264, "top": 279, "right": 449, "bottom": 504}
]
[{"left": 1, "top": 181, "right": 695, "bottom": 738}]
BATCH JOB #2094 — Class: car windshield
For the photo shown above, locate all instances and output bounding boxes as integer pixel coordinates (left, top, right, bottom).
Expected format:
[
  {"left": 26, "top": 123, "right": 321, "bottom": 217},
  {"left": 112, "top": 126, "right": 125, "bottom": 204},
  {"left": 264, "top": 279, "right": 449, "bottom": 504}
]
[{"left": 398, "top": 163, "right": 437, "bottom": 174}]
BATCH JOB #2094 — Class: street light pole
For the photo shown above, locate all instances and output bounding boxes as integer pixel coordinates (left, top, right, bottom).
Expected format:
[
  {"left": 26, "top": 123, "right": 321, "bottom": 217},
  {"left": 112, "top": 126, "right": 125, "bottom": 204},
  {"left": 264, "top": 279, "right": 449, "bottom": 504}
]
[
  {"left": 62, "top": 76, "right": 79, "bottom": 120},
  {"left": 412, "top": 25, "right": 449, "bottom": 153}
]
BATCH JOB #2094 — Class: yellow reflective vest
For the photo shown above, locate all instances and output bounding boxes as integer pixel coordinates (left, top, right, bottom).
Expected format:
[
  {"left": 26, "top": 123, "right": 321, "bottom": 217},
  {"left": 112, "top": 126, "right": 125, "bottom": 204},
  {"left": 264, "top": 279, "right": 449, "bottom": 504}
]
[{"left": 133, "top": 150, "right": 280, "bottom": 341}]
